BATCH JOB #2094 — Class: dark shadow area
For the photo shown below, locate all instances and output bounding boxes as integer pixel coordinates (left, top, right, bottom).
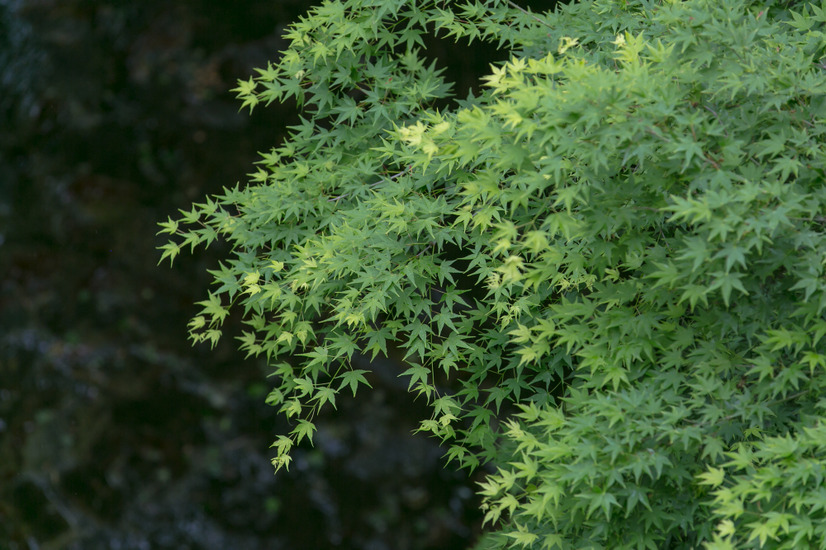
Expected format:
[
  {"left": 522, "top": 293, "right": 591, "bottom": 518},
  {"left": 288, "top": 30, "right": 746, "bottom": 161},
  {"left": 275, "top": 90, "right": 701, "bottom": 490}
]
[
  {"left": 426, "top": 0, "right": 563, "bottom": 95},
  {"left": 0, "top": 0, "right": 561, "bottom": 548}
]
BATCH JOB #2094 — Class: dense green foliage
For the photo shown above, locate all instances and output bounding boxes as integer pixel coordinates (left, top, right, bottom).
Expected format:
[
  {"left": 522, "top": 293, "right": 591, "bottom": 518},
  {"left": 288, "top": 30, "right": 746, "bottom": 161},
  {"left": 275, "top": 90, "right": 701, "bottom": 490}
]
[{"left": 160, "top": 0, "right": 826, "bottom": 547}]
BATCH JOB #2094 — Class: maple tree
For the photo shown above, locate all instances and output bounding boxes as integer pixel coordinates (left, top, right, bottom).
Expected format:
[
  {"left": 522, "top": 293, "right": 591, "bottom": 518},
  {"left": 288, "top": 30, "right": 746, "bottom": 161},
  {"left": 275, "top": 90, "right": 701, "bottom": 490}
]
[{"left": 161, "top": 0, "right": 826, "bottom": 547}]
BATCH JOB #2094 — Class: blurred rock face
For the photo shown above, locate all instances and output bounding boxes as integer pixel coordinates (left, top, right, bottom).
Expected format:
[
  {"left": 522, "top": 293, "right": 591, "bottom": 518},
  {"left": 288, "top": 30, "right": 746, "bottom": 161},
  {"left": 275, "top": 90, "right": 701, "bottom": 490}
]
[{"left": 0, "top": 1, "right": 486, "bottom": 548}]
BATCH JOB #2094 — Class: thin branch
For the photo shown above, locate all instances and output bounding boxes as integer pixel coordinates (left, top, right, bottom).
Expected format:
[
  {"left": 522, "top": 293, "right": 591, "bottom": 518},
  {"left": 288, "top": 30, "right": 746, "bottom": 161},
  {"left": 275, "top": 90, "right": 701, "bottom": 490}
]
[
  {"left": 505, "top": 0, "right": 553, "bottom": 30},
  {"left": 645, "top": 126, "right": 671, "bottom": 142},
  {"left": 327, "top": 170, "right": 407, "bottom": 203}
]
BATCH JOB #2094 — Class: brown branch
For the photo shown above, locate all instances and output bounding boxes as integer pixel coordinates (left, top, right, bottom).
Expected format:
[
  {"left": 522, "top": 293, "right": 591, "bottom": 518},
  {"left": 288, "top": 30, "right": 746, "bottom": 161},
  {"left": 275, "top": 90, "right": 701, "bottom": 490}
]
[{"left": 505, "top": 0, "right": 553, "bottom": 30}]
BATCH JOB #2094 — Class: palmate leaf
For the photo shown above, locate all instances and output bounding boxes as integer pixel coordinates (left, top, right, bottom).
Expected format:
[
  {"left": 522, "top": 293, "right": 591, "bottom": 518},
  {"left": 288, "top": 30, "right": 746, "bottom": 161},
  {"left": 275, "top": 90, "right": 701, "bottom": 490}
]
[
  {"left": 698, "top": 466, "right": 726, "bottom": 488},
  {"left": 337, "top": 368, "right": 372, "bottom": 397},
  {"left": 291, "top": 419, "right": 317, "bottom": 446}
]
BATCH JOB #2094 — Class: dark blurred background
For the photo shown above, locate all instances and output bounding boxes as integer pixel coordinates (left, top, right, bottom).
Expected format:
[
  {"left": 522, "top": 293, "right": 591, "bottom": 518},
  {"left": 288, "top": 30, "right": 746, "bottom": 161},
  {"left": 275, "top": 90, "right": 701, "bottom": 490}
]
[{"left": 0, "top": 0, "right": 511, "bottom": 548}]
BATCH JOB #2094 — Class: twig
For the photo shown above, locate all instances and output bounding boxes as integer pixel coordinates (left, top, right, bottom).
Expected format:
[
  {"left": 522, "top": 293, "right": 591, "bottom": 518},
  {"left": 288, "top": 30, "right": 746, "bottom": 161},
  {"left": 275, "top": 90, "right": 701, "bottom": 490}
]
[
  {"left": 327, "top": 171, "right": 405, "bottom": 202},
  {"left": 505, "top": 0, "right": 553, "bottom": 30}
]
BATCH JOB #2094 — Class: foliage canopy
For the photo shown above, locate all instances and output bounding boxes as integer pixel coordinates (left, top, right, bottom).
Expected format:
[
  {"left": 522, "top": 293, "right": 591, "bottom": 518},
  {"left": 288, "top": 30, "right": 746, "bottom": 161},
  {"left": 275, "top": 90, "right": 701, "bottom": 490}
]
[{"left": 160, "top": 0, "right": 826, "bottom": 547}]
